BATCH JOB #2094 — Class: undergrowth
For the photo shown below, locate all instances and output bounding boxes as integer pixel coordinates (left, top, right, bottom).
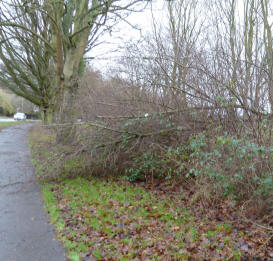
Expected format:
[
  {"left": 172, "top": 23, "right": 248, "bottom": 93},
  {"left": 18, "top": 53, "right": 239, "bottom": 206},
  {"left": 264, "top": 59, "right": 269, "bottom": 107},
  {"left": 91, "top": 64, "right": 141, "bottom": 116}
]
[
  {"left": 29, "top": 126, "right": 89, "bottom": 181},
  {"left": 127, "top": 130, "right": 272, "bottom": 215},
  {"left": 29, "top": 125, "right": 273, "bottom": 260}
]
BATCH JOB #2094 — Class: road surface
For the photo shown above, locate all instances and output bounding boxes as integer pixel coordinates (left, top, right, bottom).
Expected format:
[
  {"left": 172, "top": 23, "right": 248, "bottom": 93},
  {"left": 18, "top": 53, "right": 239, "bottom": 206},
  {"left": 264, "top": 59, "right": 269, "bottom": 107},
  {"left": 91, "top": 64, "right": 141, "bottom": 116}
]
[{"left": 0, "top": 124, "right": 66, "bottom": 261}]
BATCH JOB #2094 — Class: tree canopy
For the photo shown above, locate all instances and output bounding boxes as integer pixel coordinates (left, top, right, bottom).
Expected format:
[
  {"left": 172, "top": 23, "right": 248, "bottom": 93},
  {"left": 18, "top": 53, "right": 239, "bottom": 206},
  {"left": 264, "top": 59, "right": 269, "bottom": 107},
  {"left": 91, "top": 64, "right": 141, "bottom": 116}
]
[{"left": 0, "top": 0, "right": 147, "bottom": 122}]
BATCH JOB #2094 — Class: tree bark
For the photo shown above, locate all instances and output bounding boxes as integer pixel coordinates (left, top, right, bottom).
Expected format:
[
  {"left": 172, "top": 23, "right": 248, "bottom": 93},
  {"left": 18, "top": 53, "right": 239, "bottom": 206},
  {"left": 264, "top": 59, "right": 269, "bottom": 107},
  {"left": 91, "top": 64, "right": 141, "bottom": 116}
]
[
  {"left": 41, "top": 106, "right": 54, "bottom": 124},
  {"left": 56, "top": 85, "right": 78, "bottom": 144}
]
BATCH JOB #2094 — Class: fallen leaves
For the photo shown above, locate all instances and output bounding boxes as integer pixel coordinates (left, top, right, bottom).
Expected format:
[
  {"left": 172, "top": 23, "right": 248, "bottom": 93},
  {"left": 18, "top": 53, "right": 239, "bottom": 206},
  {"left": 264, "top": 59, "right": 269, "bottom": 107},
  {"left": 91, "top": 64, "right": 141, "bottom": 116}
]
[{"left": 43, "top": 178, "right": 273, "bottom": 260}]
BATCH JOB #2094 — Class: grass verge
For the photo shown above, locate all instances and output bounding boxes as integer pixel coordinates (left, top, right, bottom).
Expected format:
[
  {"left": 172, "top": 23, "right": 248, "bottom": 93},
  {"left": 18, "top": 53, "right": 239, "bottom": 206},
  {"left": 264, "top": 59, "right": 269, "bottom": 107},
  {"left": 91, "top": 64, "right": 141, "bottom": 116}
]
[
  {"left": 29, "top": 126, "right": 273, "bottom": 260},
  {"left": 0, "top": 121, "right": 24, "bottom": 130}
]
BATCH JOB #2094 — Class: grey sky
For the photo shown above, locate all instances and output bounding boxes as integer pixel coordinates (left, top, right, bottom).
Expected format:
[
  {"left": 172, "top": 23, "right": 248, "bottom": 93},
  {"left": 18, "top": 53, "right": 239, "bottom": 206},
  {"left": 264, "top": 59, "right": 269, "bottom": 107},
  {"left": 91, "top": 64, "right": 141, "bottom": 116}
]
[{"left": 89, "top": 1, "right": 166, "bottom": 73}]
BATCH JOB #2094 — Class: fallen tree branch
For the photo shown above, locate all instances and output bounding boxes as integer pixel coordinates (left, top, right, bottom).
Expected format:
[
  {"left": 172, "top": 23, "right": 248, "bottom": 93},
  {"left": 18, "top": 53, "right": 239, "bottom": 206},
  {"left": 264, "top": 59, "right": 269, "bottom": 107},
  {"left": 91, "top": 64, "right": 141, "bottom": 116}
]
[{"left": 96, "top": 104, "right": 271, "bottom": 120}]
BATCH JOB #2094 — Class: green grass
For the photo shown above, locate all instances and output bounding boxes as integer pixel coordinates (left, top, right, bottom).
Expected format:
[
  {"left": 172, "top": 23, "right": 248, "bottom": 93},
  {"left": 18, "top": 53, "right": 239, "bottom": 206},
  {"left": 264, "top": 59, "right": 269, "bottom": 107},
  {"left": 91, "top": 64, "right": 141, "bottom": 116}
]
[
  {"left": 41, "top": 178, "right": 246, "bottom": 260},
  {"left": 0, "top": 121, "right": 25, "bottom": 130}
]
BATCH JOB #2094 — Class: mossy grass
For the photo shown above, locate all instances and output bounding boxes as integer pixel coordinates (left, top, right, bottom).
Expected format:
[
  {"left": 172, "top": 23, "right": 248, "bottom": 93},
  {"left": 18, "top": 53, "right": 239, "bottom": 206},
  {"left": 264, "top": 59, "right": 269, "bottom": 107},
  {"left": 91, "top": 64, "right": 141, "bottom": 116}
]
[
  {"left": 41, "top": 177, "right": 245, "bottom": 260},
  {"left": 0, "top": 121, "right": 25, "bottom": 130}
]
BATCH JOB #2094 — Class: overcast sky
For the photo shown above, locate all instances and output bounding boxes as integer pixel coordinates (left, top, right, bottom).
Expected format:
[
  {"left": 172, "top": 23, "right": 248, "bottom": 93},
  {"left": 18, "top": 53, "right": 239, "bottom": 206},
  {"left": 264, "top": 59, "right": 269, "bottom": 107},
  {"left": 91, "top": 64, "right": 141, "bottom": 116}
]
[
  {"left": 88, "top": 0, "right": 259, "bottom": 75},
  {"left": 88, "top": 1, "right": 166, "bottom": 74}
]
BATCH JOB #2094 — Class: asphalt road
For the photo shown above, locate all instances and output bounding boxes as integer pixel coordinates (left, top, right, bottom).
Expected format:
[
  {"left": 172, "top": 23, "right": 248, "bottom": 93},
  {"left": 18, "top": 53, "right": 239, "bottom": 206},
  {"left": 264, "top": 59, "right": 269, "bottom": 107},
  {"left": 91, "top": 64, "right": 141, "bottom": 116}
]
[{"left": 0, "top": 124, "right": 66, "bottom": 261}]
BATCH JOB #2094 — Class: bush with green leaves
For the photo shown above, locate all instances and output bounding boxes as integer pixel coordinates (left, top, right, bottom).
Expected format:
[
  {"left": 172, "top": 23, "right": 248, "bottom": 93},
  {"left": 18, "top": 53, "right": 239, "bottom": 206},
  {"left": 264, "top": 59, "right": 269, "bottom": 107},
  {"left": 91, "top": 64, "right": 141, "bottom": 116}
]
[
  {"left": 125, "top": 129, "right": 272, "bottom": 214},
  {"left": 187, "top": 132, "right": 273, "bottom": 202},
  {"left": 126, "top": 145, "right": 190, "bottom": 182}
]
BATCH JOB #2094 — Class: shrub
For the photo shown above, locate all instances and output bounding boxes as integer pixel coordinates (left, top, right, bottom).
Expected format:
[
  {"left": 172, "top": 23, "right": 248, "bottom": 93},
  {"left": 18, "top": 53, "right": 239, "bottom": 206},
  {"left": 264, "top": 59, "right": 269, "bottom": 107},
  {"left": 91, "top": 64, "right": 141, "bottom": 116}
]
[
  {"left": 187, "top": 132, "right": 272, "bottom": 212},
  {"left": 126, "top": 144, "right": 190, "bottom": 183},
  {"left": 123, "top": 129, "right": 272, "bottom": 215},
  {"left": 60, "top": 68, "right": 273, "bottom": 218}
]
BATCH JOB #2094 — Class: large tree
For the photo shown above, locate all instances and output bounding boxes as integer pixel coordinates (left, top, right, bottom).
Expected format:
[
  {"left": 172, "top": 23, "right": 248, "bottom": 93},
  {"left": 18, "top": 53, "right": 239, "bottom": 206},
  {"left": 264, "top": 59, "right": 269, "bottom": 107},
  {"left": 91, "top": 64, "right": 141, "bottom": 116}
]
[
  {"left": 0, "top": 0, "right": 147, "bottom": 125},
  {"left": 0, "top": 3, "right": 55, "bottom": 122}
]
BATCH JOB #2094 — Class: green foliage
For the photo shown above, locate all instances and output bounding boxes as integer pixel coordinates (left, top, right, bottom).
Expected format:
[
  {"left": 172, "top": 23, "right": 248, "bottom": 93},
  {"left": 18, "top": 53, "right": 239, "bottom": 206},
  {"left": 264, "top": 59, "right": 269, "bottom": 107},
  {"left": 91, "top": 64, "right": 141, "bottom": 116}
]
[
  {"left": 127, "top": 150, "right": 162, "bottom": 182},
  {"left": 125, "top": 129, "right": 272, "bottom": 204},
  {"left": 188, "top": 132, "right": 273, "bottom": 200},
  {"left": 126, "top": 146, "right": 189, "bottom": 182}
]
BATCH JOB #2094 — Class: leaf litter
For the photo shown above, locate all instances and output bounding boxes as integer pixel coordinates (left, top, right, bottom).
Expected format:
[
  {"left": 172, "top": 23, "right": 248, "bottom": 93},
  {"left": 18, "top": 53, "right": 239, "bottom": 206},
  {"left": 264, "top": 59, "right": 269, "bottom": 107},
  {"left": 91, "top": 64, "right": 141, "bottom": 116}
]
[{"left": 43, "top": 178, "right": 273, "bottom": 260}]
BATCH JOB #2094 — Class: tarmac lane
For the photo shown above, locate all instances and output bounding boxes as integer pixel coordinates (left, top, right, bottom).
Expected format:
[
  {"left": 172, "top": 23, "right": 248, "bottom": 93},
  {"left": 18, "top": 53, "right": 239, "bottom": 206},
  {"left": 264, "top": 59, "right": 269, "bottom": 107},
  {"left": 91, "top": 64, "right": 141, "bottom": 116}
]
[{"left": 0, "top": 124, "right": 66, "bottom": 261}]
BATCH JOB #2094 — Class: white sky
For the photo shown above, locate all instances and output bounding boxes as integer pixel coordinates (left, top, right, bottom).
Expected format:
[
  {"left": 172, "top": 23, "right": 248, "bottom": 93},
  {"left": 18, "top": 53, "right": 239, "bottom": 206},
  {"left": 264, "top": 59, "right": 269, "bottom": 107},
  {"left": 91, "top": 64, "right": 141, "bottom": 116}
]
[
  {"left": 87, "top": 0, "right": 269, "bottom": 75},
  {"left": 88, "top": 1, "right": 167, "bottom": 74}
]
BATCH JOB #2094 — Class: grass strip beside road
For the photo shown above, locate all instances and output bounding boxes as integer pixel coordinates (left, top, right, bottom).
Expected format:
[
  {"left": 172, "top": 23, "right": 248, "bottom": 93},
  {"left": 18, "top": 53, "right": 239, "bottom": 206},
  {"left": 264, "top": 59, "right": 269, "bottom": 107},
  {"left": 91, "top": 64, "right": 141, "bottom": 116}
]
[
  {"left": 43, "top": 178, "right": 247, "bottom": 260},
  {"left": 29, "top": 126, "right": 272, "bottom": 261},
  {"left": 0, "top": 121, "right": 24, "bottom": 130}
]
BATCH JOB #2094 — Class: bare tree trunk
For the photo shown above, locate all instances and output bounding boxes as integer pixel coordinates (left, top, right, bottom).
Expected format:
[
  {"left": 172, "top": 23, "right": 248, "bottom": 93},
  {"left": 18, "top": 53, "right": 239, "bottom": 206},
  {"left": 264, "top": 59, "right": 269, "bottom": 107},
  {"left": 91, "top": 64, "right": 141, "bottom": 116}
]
[{"left": 261, "top": 0, "right": 273, "bottom": 113}]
